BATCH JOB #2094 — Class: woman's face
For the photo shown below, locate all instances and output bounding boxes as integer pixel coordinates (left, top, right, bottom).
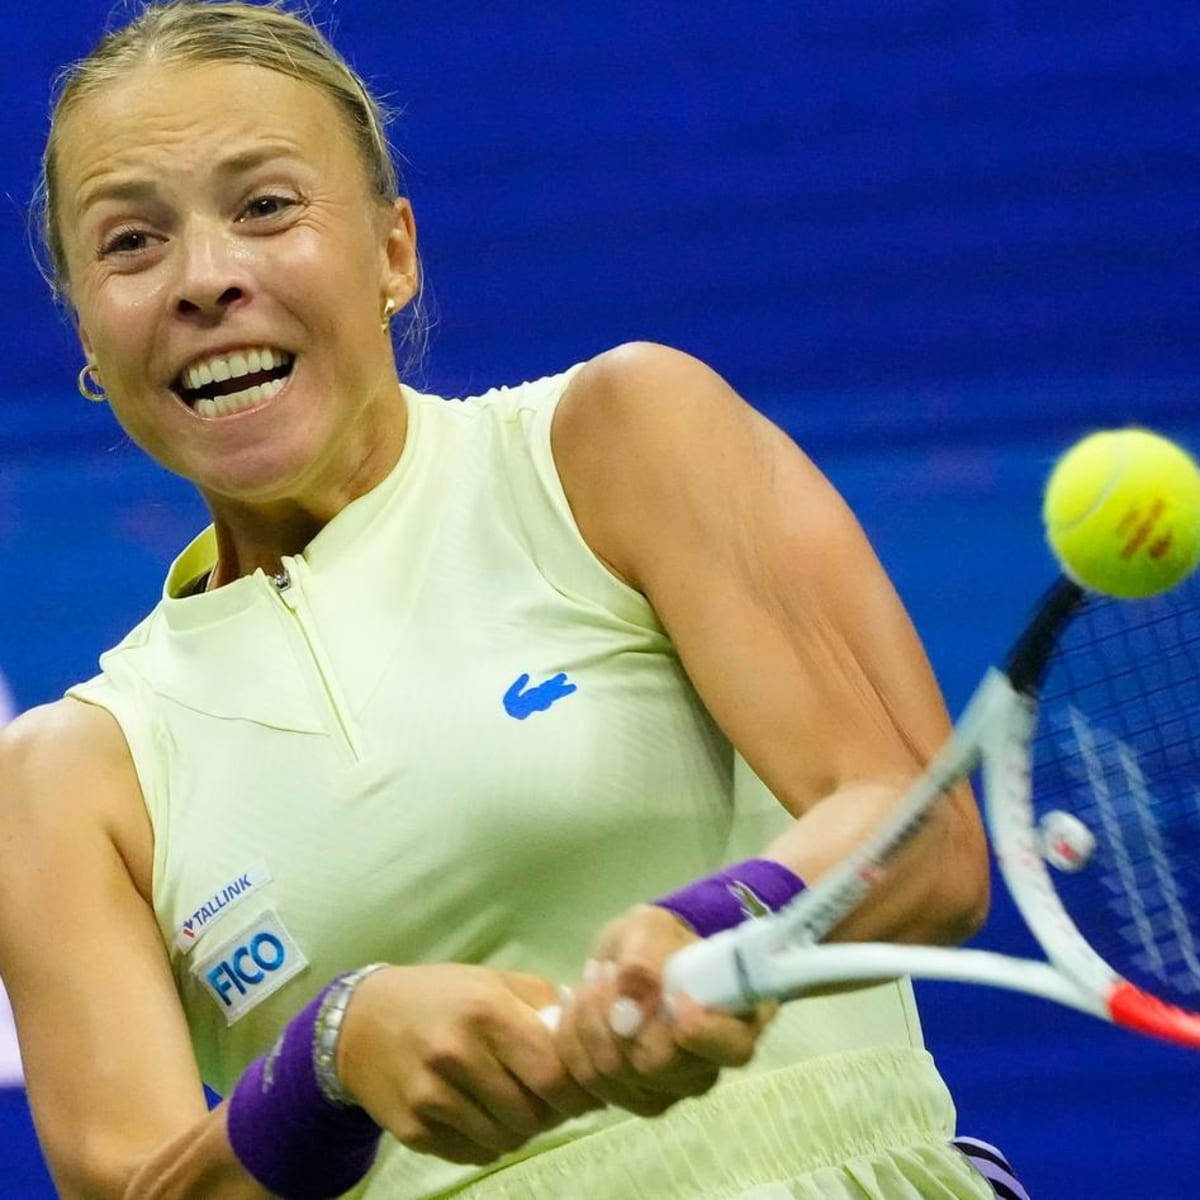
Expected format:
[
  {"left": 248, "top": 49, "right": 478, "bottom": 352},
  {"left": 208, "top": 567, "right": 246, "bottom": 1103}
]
[{"left": 55, "top": 61, "right": 416, "bottom": 503}]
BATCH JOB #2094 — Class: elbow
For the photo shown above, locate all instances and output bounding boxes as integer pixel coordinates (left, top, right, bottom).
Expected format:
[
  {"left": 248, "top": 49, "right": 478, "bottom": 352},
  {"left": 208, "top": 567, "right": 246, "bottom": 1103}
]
[
  {"left": 941, "top": 863, "right": 990, "bottom": 946},
  {"left": 37, "top": 1131, "right": 144, "bottom": 1200},
  {"left": 933, "top": 794, "right": 991, "bottom": 945}
]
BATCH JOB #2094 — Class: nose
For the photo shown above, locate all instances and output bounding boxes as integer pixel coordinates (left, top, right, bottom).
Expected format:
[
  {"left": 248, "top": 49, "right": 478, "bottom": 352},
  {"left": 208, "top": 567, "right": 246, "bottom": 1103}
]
[{"left": 171, "top": 221, "right": 251, "bottom": 321}]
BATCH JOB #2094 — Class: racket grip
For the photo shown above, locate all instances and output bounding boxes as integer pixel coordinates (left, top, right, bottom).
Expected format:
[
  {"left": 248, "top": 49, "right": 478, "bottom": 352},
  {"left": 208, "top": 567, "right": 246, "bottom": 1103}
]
[{"left": 663, "top": 928, "right": 755, "bottom": 1012}]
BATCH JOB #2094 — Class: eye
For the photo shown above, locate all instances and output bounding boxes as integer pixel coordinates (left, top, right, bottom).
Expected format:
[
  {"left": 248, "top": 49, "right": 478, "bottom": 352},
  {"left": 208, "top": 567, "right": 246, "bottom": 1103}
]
[
  {"left": 101, "top": 226, "right": 151, "bottom": 256},
  {"left": 239, "top": 193, "right": 298, "bottom": 221}
]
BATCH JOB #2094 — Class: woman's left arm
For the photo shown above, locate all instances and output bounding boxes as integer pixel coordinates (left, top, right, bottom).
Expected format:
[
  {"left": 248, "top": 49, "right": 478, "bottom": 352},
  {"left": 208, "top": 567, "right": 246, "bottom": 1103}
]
[{"left": 549, "top": 342, "right": 989, "bottom": 1107}]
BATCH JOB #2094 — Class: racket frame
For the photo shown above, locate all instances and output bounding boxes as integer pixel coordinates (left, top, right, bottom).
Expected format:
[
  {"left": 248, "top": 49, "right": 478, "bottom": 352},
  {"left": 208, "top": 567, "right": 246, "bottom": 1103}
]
[
  {"left": 667, "top": 670, "right": 1110, "bottom": 1019},
  {"left": 667, "top": 579, "right": 1200, "bottom": 1048}
]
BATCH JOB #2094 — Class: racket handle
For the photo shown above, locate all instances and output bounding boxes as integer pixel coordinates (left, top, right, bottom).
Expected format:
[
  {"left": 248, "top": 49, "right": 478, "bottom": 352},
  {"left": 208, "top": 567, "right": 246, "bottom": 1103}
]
[{"left": 663, "top": 928, "right": 755, "bottom": 1012}]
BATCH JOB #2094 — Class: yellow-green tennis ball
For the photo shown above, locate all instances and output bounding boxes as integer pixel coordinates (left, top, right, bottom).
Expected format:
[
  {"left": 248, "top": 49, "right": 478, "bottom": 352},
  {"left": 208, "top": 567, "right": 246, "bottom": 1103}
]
[{"left": 1043, "top": 429, "right": 1200, "bottom": 598}]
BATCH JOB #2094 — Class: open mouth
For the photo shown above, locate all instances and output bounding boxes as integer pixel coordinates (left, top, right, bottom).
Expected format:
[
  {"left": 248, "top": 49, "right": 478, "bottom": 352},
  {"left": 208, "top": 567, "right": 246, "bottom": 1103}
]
[{"left": 173, "top": 348, "right": 296, "bottom": 418}]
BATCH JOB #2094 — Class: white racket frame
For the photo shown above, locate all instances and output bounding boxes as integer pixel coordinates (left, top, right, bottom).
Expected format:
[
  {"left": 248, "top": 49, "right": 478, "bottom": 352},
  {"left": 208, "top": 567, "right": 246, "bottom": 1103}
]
[
  {"left": 542, "top": 660, "right": 1200, "bottom": 1045},
  {"left": 665, "top": 669, "right": 1118, "bottom": 1021}
]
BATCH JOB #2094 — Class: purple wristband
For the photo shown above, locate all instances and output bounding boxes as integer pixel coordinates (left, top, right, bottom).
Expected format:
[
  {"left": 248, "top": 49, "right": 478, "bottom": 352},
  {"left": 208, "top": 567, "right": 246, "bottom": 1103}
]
[
  {"left": 226, "top": 974, "right": 382, "bottom": 1200},
  {"left": 654, "top": 858, "right": 805, "bottom": 937}
]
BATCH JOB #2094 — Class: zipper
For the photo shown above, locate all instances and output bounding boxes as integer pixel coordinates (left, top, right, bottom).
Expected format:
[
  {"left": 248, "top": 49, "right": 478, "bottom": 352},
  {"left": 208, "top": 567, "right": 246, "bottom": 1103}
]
[{"left": 270, "top": 562, "right": 362, "bottom": 764}]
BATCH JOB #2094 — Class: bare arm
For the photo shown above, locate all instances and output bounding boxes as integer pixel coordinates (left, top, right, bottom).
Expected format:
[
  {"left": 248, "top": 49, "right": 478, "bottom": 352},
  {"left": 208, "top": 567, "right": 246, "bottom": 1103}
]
[
  {"left": 0, "top": 700, "right": 266, "bottom": 1200},
  {"left": 552, "top": 341, "right": 989, "bottom": 944},
  {"left": 548, "top": 341, "right": 990, "bottom": 1111},
  {"left": 1, "top": 700, "right": 595, "bottom": 1196}
]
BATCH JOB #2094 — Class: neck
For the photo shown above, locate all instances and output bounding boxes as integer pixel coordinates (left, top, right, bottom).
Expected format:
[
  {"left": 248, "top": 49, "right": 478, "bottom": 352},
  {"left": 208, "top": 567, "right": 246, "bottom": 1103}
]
[{"left": 201, "top": 389, "right": 407, "bottom": 586}]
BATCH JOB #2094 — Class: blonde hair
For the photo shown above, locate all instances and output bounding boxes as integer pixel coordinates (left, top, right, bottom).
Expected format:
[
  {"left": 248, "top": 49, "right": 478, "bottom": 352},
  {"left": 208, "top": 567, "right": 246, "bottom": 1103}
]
[{"left": 34, "top": 0, "right": 429, "bottom": 372}]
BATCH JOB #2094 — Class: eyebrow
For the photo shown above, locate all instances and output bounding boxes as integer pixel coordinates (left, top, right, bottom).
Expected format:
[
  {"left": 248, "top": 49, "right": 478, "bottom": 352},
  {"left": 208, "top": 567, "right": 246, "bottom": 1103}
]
[{"left": 77, "top": 145, "right": 305, "bottom": 215}]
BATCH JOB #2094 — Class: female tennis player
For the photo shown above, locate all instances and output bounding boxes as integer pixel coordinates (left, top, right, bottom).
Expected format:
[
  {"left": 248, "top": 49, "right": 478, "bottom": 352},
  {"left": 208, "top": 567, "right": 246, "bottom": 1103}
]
[{"left": 0, "top": 3, "right": 1029, "bottom": 1197}]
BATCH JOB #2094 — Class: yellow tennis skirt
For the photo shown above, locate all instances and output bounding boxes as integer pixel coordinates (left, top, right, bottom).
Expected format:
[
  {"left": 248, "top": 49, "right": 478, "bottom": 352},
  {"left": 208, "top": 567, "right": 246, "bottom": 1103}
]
[{"left": 426, "top": 1046, "right": 993, "bottom": 1200}]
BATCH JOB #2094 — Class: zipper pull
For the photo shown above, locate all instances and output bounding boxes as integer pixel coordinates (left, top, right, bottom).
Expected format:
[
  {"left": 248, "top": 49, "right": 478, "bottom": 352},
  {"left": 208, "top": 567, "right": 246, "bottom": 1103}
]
[{"left": 271, "top": 566, "right": 298, "bottom": 609}]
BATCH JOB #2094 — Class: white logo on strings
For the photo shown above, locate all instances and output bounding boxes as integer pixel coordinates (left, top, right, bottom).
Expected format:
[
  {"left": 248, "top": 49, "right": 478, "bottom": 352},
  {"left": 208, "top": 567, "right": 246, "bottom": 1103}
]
[{"left": 1068, "top": 706, "right": 1200, "bottom": 994}]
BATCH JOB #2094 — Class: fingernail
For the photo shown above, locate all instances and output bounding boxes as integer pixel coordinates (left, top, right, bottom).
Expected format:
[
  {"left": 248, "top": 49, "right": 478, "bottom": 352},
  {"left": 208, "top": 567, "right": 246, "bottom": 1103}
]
[
  {"left": 557, "top": 985, "right": 574, "bottom": 1009},
  {"left": 609, "top": 997, "right": 644, "bottom": 1038},
  {"left": 583, "top": 959, "right": 601, "bottom": 986}
]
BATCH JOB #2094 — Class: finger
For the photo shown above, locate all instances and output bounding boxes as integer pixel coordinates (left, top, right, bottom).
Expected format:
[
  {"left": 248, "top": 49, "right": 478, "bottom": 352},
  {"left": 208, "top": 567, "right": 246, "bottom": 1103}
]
[
  {"left": 605, "top": 908, "right": 696, "bottom": 1030},
  {"left": 436, "top": 1049, "right": 555, "bottom": 1141},
  {"left": 620, "top": 1020, "right": 714, "bottom": 1090},
  {"left": 664, "top": 992, "right": 777, "bottom": 1037},
  {"left": 402, "top": 1077, "right": 527, "bottom": 1157},
  {"left": 559, "top": 979, "right": 677, "bottom": 1117},
  {"left": 497, "top": 970, "right": 561, "bottom": 1010},
  {"left": 496, "top": 1003, "right": 598, "bottom": 1119},
  {"left": 603, "top": 992, "right": 723, "bottom": 1099},
  {"left": 553, "top": 984, "right": 645, "bottom": 1110},
  {"left": 568, "top": 973, "right": 628, "bottom": 1082},
  {"left": 664, "top": 992, "right": 761, "bottom": 1068},
  {"left": 552, "top": 984, "right": 620, "bottom": 1104},
  {"left": 396, "top": 1116, "right": 505, "bottom": 1166}
]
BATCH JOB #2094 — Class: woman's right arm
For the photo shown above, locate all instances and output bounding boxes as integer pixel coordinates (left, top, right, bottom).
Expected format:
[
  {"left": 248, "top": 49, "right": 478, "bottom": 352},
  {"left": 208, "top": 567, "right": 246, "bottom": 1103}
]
[
  {"left": 0, "top": 698, "right": 268, "bottom": 1199},
  {"left": 0, "top": 700, "right": 598, "bottom": 1199}
]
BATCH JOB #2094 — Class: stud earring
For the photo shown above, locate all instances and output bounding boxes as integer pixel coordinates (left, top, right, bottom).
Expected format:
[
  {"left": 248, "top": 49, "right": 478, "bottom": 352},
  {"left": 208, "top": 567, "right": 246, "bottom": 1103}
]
[{"left": 77, "top": 363, "right": 107, "bottom": 403}]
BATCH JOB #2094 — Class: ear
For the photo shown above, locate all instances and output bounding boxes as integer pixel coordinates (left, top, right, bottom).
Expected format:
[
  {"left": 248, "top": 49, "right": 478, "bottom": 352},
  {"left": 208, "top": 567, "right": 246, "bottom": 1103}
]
[{"left": 380, "top": 197, "right": 419, "bottom": 310}]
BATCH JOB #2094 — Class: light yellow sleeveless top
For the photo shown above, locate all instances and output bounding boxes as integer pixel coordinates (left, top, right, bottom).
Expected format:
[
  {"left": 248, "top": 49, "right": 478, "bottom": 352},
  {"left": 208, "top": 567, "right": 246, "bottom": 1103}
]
[{"left": 68, "top": 368, "right": 955, "bottom": 1199}]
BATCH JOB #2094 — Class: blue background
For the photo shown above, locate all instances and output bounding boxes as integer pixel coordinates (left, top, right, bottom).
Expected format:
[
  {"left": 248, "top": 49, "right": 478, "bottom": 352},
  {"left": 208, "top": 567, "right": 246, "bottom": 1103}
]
[{"left": 2, "top": 2, "right": 1198, "bottom": 1195}]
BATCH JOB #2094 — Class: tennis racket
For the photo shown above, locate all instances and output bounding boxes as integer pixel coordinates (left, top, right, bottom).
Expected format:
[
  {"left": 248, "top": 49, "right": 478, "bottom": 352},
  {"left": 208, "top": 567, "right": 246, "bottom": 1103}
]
[{"left": 550, "top": 573, "right": 1200, "bottom": 1047}]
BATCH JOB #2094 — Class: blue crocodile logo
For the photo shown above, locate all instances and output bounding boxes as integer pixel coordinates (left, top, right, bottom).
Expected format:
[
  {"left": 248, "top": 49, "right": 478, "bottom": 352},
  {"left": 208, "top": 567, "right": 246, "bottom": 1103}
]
[{"left": 503, "top": 672, "right": 577, "bottom": 720}]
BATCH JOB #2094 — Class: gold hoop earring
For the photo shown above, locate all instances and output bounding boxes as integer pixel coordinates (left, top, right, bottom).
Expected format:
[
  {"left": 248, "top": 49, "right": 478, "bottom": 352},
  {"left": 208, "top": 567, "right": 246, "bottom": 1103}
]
[
  {"left": 77, "top": 364, "right": 107, "bottom": 403},
  {"left": 380, "top": 296, "right": 397, "bottom": 332}
]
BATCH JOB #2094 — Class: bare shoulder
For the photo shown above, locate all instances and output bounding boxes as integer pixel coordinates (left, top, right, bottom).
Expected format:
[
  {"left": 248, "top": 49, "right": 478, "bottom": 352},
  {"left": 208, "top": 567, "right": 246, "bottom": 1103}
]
[
  {"left": 0, "top": 702, "right": 204, "bottom": 1195},
  {"left": 562, "top": 340, "right": 710, "bottom": 392},
  {"left": 0, "top": 697, "right": 153, "bottom": 904},
  {"left": 557, "top": 341, "right": 749, "bottom": 442},
  {"left": 3, "top": 694, "right": 129, "bottom": 768},
  {"left": 553, "top": 342, "right": 768, "bottom": 588},
  {"left": 1, "top": 696, "right": 141, "bottom": 813}
]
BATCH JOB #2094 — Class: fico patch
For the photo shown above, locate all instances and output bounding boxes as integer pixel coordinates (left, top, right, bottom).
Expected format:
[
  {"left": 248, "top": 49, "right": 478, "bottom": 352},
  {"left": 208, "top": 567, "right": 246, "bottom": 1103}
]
[{"left": 193, "top": 908, "right": 308, "bottom": 1025}]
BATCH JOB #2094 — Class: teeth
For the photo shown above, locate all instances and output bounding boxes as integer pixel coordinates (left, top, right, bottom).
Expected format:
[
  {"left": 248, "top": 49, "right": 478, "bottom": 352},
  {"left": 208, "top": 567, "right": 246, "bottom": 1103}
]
[
  {"left": 193, "top": 373, "right": 288, "bottom": 419},
  {"left": 187, "top": 362, "right": 213, "bottom": 390},
  {"left": 180, "top": 346, "right": 290, "bottom": 390}
]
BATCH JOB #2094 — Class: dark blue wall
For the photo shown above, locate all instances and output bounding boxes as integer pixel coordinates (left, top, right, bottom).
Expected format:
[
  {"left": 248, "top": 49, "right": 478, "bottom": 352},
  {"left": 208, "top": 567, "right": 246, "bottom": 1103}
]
[{"left": 2, "top": 3, "right": 1198, "bottom": 1196}]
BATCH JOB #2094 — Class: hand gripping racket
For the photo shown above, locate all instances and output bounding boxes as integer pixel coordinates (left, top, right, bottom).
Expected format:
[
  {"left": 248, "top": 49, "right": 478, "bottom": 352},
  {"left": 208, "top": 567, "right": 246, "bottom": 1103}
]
[{"left": 662, "top": 573, "right": 1200, "bottom": 1047}]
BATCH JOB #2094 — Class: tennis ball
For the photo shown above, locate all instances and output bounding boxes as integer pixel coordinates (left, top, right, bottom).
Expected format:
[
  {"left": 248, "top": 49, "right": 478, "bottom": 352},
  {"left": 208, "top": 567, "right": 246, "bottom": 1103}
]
[{"left": 1042, "top": 428, "right": 1200, "bottom": 598}]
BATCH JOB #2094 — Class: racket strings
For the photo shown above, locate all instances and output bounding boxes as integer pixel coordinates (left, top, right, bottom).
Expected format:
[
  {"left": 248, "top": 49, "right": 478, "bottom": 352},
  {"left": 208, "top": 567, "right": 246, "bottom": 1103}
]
[{"left": 1031, "top": 579, "right": 1200, "bottom": 1007}]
